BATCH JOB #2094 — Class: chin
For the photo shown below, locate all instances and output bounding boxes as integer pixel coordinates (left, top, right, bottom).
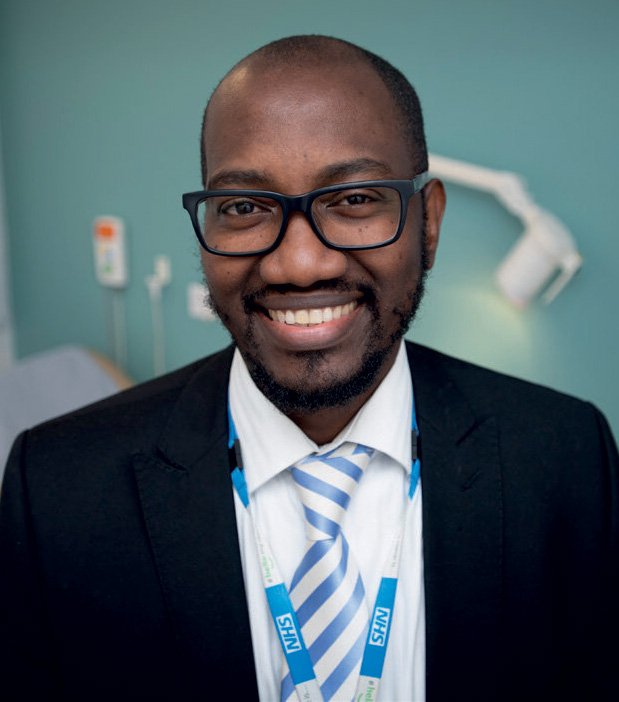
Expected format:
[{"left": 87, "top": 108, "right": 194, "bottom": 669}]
[{"left": 242, "top": 343, "right": 393, "bottom": 416}]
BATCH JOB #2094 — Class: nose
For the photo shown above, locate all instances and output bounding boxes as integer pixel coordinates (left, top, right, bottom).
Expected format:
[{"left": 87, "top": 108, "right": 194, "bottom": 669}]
[{"left": 258, "top": 211, "right": 348, "bottom": 287}]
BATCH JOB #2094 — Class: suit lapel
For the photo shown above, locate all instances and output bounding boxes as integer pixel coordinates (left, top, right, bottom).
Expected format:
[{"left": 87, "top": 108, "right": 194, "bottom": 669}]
[
  {"left": 132, "top": 347, "right": 258, "bottom": 696},
  {"left": 408, "top": 344, "right": 503, "bottom": 701}
]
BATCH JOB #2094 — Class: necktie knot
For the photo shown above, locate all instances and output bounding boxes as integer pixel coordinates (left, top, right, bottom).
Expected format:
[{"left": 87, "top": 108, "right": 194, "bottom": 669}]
[{"left": 290, "top": 442, "right": 374, "bottom": 541}]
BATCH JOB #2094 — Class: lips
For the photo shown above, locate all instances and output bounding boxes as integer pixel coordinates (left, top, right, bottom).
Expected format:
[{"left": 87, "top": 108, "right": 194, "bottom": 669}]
[
  {"left": 250, "top": 290, "right": 366, "bottom": 352},
  {"left": 266, "top": 301, "right": 358, "bottom": 326}
]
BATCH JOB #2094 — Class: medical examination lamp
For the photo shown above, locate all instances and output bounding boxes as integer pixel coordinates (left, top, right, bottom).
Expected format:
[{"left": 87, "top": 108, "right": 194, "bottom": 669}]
[{"left": 429, "top": 154, "right": 583, "bottom": 308}]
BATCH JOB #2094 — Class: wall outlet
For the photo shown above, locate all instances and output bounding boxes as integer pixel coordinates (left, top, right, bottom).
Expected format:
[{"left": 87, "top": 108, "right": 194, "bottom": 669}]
[{"left": 187, "top": 282, "right": 217, "bottom": 321}]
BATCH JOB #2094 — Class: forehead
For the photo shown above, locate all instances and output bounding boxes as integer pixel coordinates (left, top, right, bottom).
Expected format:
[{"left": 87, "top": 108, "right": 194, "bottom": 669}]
[{"left": 203, "top": 59, "right": 413, "bottom": 192}]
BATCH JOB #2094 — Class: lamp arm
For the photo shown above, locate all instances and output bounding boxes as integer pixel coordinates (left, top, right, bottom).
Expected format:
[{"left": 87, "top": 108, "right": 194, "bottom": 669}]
[{"left": 428, "top": 153, "right": 542, "bottom": 224}]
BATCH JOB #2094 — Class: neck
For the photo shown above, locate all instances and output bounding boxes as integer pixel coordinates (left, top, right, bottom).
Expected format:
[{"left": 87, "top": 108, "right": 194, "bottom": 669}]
[
  {"left": 287, "top": 347, "right": 399, "bottom": 445},
  {"left": 242, "top": 342, "right": 401, "bottom": 446},
  {"left": 288, "top": 392, "right": 371, "bottom": 446}
]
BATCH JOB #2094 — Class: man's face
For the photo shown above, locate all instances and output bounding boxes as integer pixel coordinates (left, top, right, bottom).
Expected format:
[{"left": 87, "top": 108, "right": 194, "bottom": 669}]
[{"left": 202, "top": 59, "right": 444, "bottom": 415}]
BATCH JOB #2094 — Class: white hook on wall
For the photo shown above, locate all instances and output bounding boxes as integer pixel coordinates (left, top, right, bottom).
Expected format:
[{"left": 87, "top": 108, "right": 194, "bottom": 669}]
[
  {"left": 145, "top": 255, "right": 172, "bottom": 377},
  {"left": 428, "top": 153, "right": 583, "bottom": 308}
]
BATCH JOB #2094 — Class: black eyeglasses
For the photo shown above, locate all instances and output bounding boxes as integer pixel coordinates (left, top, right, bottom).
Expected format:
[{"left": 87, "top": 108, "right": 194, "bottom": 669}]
[{"left": 182, "top": 172, "right": 430, "bottom": 257}]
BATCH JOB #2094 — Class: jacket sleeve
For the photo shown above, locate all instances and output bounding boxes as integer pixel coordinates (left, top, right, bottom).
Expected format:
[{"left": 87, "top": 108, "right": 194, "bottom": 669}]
[
  {"left": 596, "top": 408, "right": 619, "bottom": 549},
  {"left": 0, "top": 432, "right": 60, "bottom": 698},
  {"left": 592, "top": 406, "right": 619, "bottom": 699}
]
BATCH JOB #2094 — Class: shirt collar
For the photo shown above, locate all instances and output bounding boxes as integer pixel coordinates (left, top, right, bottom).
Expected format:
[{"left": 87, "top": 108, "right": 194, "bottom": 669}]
[{"left": 228, "top": 341, "right": 412, "bottom": 495}]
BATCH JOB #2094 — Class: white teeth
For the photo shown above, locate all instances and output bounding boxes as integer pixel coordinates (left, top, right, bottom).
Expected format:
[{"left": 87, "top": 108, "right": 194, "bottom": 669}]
[
  {"left": 267, "top": 301, "right": 358, "bottom": 326},
  {"left": 308, "top": 309, "right": 322, "bottom": 324}
]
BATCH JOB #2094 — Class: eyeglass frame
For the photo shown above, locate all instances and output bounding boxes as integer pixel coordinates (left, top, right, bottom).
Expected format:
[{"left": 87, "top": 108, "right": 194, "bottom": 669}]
[{"left": 182, "top": 171, "right": 431, "bottom": 257}]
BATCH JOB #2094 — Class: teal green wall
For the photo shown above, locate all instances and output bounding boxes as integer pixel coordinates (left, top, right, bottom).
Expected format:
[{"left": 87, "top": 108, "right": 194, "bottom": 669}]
[{"left": 1, "top": 0, "right": 618, "bottom": 434}]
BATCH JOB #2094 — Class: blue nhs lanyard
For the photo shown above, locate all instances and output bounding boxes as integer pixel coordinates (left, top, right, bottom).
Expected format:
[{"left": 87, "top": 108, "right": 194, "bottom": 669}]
[{"left": 227, "top": 400, "right": 421, "bottom": 702}]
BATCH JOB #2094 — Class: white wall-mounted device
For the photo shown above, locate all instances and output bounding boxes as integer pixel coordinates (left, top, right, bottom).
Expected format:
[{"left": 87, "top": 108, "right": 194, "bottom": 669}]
[
  {"left": 428, "top": 154, "right": 583, "bottom": 308},
  {"left": 93, "top": 216, "right": 128, "bottom": 368},
  {"left": 93, "top": 216, "right": 128, "bottom": 288},
  {"left": 187, "top": 282, "right": 217, "bottom": 322},
  {"left": 145, "top": 255, "right": 172, "bottom": 377}
]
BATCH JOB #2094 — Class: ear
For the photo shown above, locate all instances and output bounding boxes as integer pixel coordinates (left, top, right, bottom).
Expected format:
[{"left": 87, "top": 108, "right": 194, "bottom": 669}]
[{"left": 422, "top": 178, "right": 446, "bottom": 270}]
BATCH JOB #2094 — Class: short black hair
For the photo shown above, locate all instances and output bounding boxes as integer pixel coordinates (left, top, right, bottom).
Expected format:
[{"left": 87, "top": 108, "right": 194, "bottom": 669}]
[{"left": 200, "top": 35, "right": 428, "bottom": 185}]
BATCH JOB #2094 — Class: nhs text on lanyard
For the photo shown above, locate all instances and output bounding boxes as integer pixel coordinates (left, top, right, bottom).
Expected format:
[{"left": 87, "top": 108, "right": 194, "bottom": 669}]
[{"left": 227, "top": 402, "right": 421, "bottom": 702}]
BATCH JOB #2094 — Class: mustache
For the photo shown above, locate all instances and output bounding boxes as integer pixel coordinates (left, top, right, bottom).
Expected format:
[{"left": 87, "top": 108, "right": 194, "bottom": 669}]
[{"left": 242, "top": 279, "right": 379, "bottom": 313}]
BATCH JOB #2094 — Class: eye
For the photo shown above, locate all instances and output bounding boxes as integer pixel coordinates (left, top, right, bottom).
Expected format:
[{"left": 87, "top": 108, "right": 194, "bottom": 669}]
[
  {"left": 325, "top": 188, "right": 386, "bottom": 209},
  {"left": 219, "top": 198, "right": 267, "bottom": 216},
  {"left": 331, "top": 191, "right": 375, "bottom": 207},
  {"left": 204, "top": 195, "right": 280, "bottom": 233},
  {"left": 343, "top": 193, "right": 372, "bottom": 206}
]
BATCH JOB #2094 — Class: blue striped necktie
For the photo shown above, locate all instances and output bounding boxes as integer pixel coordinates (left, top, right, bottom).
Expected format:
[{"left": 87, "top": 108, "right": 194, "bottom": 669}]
[{"left": 281, "top": 442, "right": 375, "bottom": 702}]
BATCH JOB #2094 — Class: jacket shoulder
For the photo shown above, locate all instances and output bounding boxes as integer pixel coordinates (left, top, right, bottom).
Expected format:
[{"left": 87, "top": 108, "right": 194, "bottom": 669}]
[
  {"left": 405, "top": 341, "right": 619, "bottom": 465},
  {"left": 406, "top": 341, "right": 601, "bottom": 421},
  {"left": 37, "top": 345, "right": 232, "bottom": 428},
  {"left": 7, "top": 346, "right": 235, "bottom": 474}
]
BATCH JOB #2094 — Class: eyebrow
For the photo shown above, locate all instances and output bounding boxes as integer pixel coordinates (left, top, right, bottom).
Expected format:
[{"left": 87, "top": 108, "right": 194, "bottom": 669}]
[
  {"left": 207, "top": 169, "right": 272, "bottom": 190},
  {"left": 317, "top": 158, "right": 395, "bottom": 183},
  {"left": 207, "top": 158, "right": 396, "bottom": 192}
]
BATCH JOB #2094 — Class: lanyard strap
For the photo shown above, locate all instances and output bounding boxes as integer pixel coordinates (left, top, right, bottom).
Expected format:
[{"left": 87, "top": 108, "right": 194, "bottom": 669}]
[
  {"left": 355, "top": 534, "right": 406, "bottom": 700},
  {"left": 232, "top": 463, "right": 323, "bottom": 701},
  {"left": 228, "top": 400, "right": 421, "bottom": 702}
]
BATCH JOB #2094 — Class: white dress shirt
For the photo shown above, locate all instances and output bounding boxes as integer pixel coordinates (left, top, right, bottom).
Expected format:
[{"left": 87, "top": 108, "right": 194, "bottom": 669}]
[{"left": 229, "top": 341, "right": 425, "bottom": 701}]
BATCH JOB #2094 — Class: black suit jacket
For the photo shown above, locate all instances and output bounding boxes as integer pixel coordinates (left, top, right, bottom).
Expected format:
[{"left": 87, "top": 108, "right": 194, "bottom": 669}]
[{"left": 1, "top": 343, "right": 617, "bottom": 701}]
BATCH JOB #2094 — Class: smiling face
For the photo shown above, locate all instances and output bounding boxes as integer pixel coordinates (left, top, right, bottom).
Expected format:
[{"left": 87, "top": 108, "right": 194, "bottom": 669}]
[{"left": 201, "top": 55, "right": 445, "bottom": 432}]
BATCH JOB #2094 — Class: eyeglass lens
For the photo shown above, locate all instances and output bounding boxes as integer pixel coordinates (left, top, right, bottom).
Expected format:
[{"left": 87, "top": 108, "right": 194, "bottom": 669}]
[{"left": 197, "top": 185, "right": 402, "bottom": 254}]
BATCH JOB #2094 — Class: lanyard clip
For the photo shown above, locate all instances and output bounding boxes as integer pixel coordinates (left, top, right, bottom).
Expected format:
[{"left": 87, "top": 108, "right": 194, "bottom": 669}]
[
  {"left": 411, "top": 428, "right": 419, "bottom": 462},
  {"left": 228, "top": 438, "right": 244, "bottom": 473}
]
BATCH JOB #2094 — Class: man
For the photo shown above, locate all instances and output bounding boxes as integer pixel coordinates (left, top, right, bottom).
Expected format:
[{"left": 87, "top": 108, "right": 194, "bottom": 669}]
[{"left": 1, "top": 35, "right": 617, "bottom": 702}]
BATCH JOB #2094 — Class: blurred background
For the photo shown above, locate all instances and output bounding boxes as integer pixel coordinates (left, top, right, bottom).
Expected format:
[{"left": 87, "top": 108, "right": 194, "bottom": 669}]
[{"left": 1, "top": 0, "right": 617, "bottom": 434}]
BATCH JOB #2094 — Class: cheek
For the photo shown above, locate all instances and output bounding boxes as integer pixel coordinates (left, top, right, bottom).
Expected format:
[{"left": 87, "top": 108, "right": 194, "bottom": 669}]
[
  {"left": 362, "top": 240, "right": 421, "bottom": 293},
  {"left": 202, "top": 254, "right": 252, "bottom": 306},
  {"left": 364, "top": 245, "right": 424, "bottom": 321}
]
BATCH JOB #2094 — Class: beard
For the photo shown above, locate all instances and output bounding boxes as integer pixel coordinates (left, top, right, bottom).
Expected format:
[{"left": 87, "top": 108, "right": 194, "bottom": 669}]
[{"left": 208, "top": 231, "right": 430, "bottom": 417}]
